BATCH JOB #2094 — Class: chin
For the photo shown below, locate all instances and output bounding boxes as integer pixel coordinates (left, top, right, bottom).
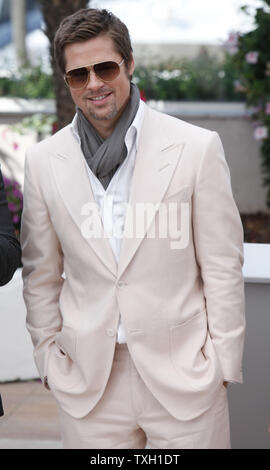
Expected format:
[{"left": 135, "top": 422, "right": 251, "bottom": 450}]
[{"left": 89, "top": 106, "right": 119, "bottom": 122}]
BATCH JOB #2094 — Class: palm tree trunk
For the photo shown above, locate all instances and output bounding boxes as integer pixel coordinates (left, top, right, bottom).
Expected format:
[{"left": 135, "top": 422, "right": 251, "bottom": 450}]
[{"left": 38, "top": 0, "right": 89, "bottom": 129}]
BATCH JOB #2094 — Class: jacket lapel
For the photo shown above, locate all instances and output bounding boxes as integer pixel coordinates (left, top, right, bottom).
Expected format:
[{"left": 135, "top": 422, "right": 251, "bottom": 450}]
[
  {"left": 49, "top": 128, "right": 118, "bottom": 277},
  {"left": 49, "top": 107, "right": 185, "bottom": 280},
  {"left": 117, "top": 107, "right": 185, "bottom": 279}
]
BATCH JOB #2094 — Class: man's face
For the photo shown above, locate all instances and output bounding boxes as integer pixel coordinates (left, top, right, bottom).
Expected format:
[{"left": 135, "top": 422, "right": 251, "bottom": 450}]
[{"left": 64, "top": 34, "right": 135, "bottom": 136}]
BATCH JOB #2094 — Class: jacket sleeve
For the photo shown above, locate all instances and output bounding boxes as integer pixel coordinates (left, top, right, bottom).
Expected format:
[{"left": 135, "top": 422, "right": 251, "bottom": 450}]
[
  {"left": 192, "top": 131, "right": 245, "bottom": 384},
  {"left": 0, "top": 167, "right": 21, "bottom": 286},
  {"left": 20, "top": 149, "right": 64, "bottom": 386}
]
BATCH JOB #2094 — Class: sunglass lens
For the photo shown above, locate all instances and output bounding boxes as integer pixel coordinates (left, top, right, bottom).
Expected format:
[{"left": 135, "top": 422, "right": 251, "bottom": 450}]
[
  {"left": 66, "top": 67, "right": 88, "bottom": 88},
  {"left": 94, "top": 61, "right": 119, "bottom": 81}
]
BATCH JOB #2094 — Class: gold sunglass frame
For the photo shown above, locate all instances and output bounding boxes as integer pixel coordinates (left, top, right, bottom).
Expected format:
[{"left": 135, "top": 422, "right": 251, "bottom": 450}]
[{"left": 64, "top": 59, "right": 125, "bottom": 89}]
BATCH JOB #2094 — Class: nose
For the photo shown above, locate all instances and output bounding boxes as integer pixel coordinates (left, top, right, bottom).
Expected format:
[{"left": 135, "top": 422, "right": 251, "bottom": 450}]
[{"left": 85, "top": 69, "right": 104, "bottom": 91}]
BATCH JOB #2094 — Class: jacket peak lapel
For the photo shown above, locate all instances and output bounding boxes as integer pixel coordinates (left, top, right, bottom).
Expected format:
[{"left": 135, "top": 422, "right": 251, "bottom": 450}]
[
  {"left": 49, "top": 130, "right": 117, "bottom": 277},
  {"left": 117, "top": 108, "right": 185, "bottom": 280}
]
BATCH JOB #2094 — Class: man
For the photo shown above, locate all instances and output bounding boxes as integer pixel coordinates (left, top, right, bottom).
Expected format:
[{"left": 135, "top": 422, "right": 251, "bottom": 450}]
[
  {"left": 21, "top": 8, "right": 245, "bottom": 449},
  {"left": 0, "top": 166, "right": 22, "bottom": 416}
]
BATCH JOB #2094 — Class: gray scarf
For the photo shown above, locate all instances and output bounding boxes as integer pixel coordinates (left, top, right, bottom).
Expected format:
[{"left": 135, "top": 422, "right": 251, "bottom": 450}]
[{"left": 76, "top": 82, "right": 140, "bottom": 190}]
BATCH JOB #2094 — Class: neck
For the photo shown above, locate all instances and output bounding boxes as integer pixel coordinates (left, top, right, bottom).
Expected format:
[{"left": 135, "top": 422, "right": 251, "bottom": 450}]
[{"left": 91, "top": 120, "right": 116, "bottom": 140}]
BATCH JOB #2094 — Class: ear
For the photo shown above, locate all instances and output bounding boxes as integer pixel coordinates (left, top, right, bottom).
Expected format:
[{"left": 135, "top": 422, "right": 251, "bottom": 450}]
[{"left": 128, "top": 53, "right": 135, "bottom": 76}]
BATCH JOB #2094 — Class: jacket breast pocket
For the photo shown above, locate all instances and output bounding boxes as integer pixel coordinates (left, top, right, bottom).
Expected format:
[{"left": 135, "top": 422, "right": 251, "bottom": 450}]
[
  {"left": 163, "top": 184, "right": 192, "bottom": 202},
  {"left": 158, "top": 185, "right": 192, "bottom": 252}
]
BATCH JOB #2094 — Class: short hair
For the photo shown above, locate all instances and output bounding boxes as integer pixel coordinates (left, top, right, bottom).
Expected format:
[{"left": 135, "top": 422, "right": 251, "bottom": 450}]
[{"left": 54, "top": 8, "right": 133, "bottom": 75}]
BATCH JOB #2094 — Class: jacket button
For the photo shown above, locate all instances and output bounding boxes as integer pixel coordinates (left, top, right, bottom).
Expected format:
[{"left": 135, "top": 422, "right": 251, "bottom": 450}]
[
  {"left": 117, "top": 280, "right": 127, "bottom": 288},
  {"left": 106, "top": 329, "right": 115, "bottom": 337}
]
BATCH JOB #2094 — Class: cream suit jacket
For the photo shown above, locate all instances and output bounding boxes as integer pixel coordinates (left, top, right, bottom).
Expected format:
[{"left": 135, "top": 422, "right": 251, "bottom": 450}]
[{"left": 21, "top": 104, "right": 245, "bottom": 421}]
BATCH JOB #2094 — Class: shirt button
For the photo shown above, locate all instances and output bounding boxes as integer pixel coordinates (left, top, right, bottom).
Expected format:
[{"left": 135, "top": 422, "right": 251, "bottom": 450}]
[
  {"left": 117, "top": 280, "right": 127, "bottom": 288},
  {"left": 106, "top": 329, "right": 115, "bottom": 337}
]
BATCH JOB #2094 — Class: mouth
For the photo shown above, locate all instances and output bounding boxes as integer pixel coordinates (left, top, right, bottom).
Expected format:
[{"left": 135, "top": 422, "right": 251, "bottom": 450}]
[{"left": 86, "top": 92, "right": 112, "bottom": 105}]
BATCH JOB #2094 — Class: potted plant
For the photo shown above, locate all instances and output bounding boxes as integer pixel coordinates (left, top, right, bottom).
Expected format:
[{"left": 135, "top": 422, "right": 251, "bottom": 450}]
[{"left": 224, "top": 2, "right": 270, "bottom": 209}]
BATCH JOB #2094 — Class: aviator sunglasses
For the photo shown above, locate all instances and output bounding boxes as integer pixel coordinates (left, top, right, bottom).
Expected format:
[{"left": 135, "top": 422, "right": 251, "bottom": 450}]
[{"left": 64, "top": 58, "right": 125, "bottom": 89}]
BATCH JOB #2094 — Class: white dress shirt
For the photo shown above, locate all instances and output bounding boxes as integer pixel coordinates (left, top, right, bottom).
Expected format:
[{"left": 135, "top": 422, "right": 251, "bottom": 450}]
[{"left": 70, "top": 99, "right": 145, "bottom": 343}]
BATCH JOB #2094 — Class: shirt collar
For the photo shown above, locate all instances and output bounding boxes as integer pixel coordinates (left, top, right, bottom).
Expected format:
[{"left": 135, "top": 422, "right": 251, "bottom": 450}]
[{"left": 70, "top": 99, "right": 145, "bottom": 152}]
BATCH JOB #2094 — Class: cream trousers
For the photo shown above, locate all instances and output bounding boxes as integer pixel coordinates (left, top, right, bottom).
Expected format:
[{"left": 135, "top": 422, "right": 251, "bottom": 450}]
[{"left": 57, "top": 343, "right": 231, "bottom": 449}]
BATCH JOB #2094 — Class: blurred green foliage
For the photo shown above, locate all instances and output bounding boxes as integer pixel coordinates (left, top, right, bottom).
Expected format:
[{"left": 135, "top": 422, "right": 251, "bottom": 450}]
[
  {"left": 10, "top": 114, "right": 57, "bottom": 139},
  {"left": 228, "top": 1, "right": 270, "bottom": 207},
  {"left": 0, "top": 51, "right": 244, "bottom": 101},
  {"left": 0, "top": 65, "right": 54, "bottom": 98},
  {"left": 133, "top": 49, "right": 244, "bottom": 102}
]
